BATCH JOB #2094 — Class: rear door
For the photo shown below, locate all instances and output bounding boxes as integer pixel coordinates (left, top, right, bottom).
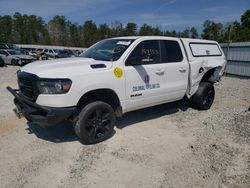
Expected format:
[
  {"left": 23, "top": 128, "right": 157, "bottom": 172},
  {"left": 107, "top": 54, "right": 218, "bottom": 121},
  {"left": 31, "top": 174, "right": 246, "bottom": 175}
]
[{"left": 159, "top": 40, "right": 189, "bottom": 99}]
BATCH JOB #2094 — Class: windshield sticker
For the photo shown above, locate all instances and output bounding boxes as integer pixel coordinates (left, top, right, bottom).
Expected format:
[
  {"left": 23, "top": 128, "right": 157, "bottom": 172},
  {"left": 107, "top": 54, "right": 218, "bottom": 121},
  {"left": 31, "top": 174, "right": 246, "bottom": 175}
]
[
  {"left": 113, "top": 67, "right": 123, "bottom": 78},
  {"left": 117, "top": 41, "right": 131, "bottom": 46},
  {"left": 132, "top": 83, "right": 160, "bottom": 92}
]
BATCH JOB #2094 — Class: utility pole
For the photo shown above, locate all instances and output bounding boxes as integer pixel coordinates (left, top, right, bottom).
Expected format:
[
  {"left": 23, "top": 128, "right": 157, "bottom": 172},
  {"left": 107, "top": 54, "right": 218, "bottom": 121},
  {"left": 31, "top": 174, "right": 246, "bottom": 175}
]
[{"left": 226, "top": 24, "right": 233, "bottom": 76}]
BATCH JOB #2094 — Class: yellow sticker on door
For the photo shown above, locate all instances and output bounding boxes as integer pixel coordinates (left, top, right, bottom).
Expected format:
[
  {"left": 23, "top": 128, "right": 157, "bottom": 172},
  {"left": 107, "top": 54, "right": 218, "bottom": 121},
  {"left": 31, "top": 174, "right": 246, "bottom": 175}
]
[{"left": 113, "top": 67, "right": 123, "bottom": 78}]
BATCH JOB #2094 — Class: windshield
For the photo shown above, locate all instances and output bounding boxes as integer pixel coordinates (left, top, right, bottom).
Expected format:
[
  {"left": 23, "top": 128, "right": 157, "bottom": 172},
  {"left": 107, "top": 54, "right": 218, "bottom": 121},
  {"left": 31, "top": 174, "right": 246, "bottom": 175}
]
[
  {"left": 80, "top": 39, "right": 135, "bottom": 61},
  {"left": 7, "top": 50, "right": 22, "bottom": 55}
]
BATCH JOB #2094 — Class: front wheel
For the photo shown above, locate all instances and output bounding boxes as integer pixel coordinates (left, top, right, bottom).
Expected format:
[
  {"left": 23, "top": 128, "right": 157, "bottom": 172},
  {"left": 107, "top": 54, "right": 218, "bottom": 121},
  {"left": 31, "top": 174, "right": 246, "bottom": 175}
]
[
  {"left": 74, "top": 101, "right": 116, "bottom": 144},
  {"left": 190, "top": 82, "right": 215, "bottom": 110},
  {"left": 11, "top": 59, "right": 19, "bottom": 66}
]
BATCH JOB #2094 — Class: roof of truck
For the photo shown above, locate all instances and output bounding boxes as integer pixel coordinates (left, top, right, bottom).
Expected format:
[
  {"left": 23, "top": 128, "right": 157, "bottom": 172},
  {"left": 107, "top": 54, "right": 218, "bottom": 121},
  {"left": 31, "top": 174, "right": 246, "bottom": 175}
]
[{"left": 110, "top": 36, "right": 218, "bottom": 44}]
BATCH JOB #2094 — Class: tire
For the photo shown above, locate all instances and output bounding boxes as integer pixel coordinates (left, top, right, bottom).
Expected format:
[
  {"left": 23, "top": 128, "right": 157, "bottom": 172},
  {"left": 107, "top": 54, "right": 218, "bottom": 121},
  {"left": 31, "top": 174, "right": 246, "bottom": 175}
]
[
  {"left": 11, "top": 59, "right": 19, "bottom": 66},
  {"left": 190, "top": 82, "right": 215, "bottom": 110},
  {"left": 74, "top": 101, "right": 116, "bottom": 144}
]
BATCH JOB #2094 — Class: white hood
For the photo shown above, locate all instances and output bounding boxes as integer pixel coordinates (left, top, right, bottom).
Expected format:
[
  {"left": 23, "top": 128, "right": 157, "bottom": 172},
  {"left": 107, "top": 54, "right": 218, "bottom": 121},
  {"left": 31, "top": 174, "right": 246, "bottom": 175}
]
[{"left": 21, "top": 57, "right": 113, "bottom": 78}]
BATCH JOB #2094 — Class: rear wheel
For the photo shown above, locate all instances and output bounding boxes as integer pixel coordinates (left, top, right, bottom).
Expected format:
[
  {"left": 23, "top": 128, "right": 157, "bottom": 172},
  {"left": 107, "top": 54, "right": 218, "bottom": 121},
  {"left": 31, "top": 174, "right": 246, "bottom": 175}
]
[
  {"left": 190, "top": 82, "right": 215, "bottom": 110},
  {"left": 74, "top": 101, "right": 115, "bottom": 144}
]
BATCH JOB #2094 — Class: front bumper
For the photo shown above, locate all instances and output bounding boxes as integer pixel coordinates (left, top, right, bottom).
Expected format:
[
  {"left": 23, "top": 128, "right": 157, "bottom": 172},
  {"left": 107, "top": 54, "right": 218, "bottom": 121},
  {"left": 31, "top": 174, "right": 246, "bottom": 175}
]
[{"left": 7, "top": 86, "right": 77, "bottom": 127}]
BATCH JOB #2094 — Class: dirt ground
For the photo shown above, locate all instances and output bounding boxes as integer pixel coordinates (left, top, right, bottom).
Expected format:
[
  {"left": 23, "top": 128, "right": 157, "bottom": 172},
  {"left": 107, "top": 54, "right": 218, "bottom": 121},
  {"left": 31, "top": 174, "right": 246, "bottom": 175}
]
[{"left": 0, "top": 66, "right": 249, "bottom": 188}]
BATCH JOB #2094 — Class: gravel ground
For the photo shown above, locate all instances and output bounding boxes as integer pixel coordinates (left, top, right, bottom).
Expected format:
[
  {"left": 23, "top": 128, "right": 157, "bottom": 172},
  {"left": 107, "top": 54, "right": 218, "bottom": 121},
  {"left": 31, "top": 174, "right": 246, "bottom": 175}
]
[{"left": 0, "top": 66, "right": 249, "bottom": 188}]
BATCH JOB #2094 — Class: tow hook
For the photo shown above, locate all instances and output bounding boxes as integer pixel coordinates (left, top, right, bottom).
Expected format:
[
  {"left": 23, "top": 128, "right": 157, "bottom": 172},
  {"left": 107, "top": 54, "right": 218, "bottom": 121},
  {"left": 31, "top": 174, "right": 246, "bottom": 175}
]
[{"left": 13, "top": 108, "right": 23, "bottom": 119}]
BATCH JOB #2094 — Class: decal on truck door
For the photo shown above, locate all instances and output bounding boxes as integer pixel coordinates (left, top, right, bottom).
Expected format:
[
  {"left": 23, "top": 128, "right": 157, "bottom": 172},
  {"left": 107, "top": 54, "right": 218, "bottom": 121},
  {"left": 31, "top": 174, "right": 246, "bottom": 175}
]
[
  {"left": 113, "top": 67, "right": 123, "bottom": 78},
  {"left": 132, "top": 83, "right": 160, "bottom": 92}
]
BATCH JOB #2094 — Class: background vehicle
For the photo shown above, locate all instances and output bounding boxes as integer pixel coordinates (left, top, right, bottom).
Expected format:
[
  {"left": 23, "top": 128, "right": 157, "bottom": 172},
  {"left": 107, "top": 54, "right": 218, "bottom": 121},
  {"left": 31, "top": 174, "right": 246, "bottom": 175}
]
[
  {"left": 0, "top": 56, "right": 5, "bottom": 67},
  {"left": 57, "top": 49, "right": 76, "bottom": 58},
  {"left": 20, "top": 48, "right": 30, "bottom": 55},
  {"left": 7, "top": 36, "right": 226, "bottom": 144},
  {"left": 44, "top": 48, "right": 59, "bottom": 58},
  {"left": 0, "top": 49, "right": 33, "bottom": 66},
  {"left": 28, "top": 49, "right": 48, "bottom": 60},
  {"left": 0, "top": 43, "right": 20, "bottom": 51}
]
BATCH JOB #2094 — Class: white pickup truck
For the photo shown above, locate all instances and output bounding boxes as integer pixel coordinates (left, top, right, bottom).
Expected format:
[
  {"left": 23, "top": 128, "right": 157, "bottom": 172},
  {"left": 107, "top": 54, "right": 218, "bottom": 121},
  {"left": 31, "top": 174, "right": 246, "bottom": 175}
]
[{"left": 7, "top": 36, "right": 226, "bottom": 144}]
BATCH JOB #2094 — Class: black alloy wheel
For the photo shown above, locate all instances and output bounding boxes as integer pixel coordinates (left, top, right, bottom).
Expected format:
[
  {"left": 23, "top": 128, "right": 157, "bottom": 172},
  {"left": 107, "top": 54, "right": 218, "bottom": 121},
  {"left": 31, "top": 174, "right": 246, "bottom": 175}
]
[
  {"left": 190, "top": 82, "right": 215, "bottom": 110},
  {"left": 74, "top": 101, "right": 116, "bottom": 144},
  {"left": 85, "top": 108, "right": 112, "bottom": 139}
]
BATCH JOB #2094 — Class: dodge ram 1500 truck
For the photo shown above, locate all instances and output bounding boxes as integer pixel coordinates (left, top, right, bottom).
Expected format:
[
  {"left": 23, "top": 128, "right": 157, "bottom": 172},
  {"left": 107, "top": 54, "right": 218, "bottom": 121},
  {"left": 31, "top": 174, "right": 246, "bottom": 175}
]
[{"left": 7, "top": 36, "right": 226, "bottom": 144}]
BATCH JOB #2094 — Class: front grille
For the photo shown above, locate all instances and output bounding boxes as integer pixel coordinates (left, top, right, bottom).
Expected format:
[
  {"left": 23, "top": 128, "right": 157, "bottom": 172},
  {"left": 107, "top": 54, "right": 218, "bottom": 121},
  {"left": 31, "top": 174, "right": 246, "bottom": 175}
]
[{"left": 17, "top": 71, "right": 39, "bottom": 101}]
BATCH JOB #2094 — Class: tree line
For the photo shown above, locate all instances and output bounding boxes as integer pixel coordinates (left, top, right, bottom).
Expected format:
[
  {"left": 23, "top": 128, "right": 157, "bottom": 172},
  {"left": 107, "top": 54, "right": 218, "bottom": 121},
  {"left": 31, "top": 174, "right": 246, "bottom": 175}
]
[{"left": 0, "top": 10, "right": 249, "bottom": 47}]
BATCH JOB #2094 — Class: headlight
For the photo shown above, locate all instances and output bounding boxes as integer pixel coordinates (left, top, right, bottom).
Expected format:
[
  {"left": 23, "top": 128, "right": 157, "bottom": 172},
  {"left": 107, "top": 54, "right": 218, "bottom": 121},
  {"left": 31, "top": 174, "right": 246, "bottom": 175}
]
[{"left": 37, "top": 79, "right": 72, "bottom": 94}]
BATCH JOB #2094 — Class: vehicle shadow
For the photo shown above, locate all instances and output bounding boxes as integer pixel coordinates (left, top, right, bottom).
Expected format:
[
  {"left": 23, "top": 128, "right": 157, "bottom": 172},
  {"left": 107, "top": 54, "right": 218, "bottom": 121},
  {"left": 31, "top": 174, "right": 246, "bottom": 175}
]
[
  {"left": 116, "top": 98, "right": 190, "bottom": 129},
  {"left": 25, "top": 98, "right": 190, "bottom": 143},
  {"left": 26, "top": 121, "right": 78, "bottom": 143}
]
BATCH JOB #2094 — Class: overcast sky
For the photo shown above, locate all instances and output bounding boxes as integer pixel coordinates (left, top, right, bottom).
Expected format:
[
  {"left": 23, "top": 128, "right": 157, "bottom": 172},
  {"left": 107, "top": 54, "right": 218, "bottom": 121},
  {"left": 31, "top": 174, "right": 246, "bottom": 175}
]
[{"left": 0, "top": 0, "right": 249, "bottom": 31}]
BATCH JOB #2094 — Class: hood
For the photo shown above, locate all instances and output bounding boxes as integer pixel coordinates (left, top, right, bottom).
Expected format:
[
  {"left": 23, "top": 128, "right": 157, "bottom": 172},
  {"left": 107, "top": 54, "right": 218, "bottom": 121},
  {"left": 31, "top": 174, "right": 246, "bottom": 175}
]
[{"left": 21, "top": 57, "right": 113, "bottom": 78}]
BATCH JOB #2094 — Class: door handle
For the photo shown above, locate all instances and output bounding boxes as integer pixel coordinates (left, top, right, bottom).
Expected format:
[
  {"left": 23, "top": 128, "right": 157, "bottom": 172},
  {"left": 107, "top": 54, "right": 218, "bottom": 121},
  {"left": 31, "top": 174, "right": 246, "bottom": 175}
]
[
  {"left": 156, "top": 69, "right": 165, "bottom": 75},
  {"left": 179, "top": 67, "right": 186, "bottom": 73}
]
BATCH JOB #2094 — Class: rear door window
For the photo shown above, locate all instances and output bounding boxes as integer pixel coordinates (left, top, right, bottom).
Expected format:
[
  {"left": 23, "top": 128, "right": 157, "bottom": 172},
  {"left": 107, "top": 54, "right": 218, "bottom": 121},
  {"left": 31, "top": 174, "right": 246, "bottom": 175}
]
[{"left": 160, "top": 40, "right": 183, "bottom": 63}]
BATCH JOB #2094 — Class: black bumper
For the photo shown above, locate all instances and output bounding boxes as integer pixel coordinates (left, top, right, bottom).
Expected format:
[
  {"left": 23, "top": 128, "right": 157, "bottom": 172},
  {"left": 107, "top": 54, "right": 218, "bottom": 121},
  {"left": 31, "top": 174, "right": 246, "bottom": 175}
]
[{"left": 7, "top": 86, "right": 77, "bottom": 127}]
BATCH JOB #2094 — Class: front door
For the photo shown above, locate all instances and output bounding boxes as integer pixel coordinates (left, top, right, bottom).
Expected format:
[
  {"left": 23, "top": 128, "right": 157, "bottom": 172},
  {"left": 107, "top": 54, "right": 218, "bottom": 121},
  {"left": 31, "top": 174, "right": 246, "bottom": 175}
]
[
  {"left": 124, "top": 39, "right": 188, "bottom": 112},
  {"left": 124, "top": 40, "right": 168, "bottom": 111}
]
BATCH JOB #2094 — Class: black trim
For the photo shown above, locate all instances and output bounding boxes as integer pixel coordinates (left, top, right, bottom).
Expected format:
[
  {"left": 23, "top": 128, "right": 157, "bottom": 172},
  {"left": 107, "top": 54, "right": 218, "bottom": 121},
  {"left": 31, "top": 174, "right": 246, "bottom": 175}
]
[
  {"left": 17, "top": 71, "right": 39, "bottom": 101},
  {"left": 130, "top": 93, "right": 142, "bottom": 98},
  {"left": 7, "top": 86, "right": 77, "bottom": 127},
  {"left": 189, "top": 42, "right": 222, "bottom": 57},
  {"left": 90, "top": 64, "right": 106, "bottom": 69},
  {"left": 227, "top": 59, "right": 250, "bottom": 63}
]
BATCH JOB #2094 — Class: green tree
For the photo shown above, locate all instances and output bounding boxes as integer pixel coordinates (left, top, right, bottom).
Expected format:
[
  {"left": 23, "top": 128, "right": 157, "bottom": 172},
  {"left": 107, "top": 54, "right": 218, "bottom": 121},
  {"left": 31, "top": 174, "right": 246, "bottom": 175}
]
[
  {"left": 68, "top": 22, "right": 81, "bottom": 46},
  {"left": 97, "top": 24, "right": 112, "bottom": 40},
  {"left": 83, "top": 20, "right": 97, "bottom": 47},
  {"left": 152, "top": 26, "right": 162, "bottom": 35},
  {"left": 12, "top": 12, "right": 26, "bottom": 43},
  {"left": 180, "top": 28, "right": 190, "bottom": 38},
  {"left": 0, "top": 15, "right": 13, "bottom": 42},
  {"left": 190, "top": 27, "right": 198, "bottom": 38},
  {"left": 239, "top": 10, "right": 250, "bottom": 41},
  {"left": 139, "top": 24, "right": 154, "bottom": 35},
  {"left": 110, "top": 21, "right": 123, "bottom": 37},
  {"left": 202, "top": 20, "right": 223, "bottom": 41},
  {"left": 123, "top": 22, "right": 137, "bottom": 36},
  {"left": 48, "top": 16, "right": 68, "bottom": 45}
]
